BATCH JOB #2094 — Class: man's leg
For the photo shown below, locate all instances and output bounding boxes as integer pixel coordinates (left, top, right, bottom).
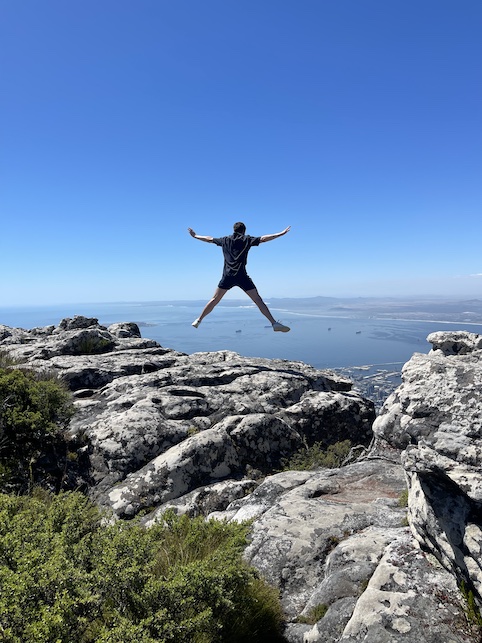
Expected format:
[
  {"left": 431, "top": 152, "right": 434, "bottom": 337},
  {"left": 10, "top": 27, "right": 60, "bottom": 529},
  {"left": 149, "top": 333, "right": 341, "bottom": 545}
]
[
  {"left": 192, "top": 287, "right": 228, "bottom": 327},
  {"left": 245, "top": 288, "right": 277, "bottom": 324},
  {"left": 245, "top": 288, "right": 290, "bottom": 332}
]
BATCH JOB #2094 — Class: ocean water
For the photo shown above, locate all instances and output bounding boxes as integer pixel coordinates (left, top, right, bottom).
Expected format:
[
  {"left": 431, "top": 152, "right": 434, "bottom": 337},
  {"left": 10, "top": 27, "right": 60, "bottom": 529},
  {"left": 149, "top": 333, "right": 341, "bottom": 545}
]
[{"left": 1, "top": 301, "right": 482, "bottom": 371}]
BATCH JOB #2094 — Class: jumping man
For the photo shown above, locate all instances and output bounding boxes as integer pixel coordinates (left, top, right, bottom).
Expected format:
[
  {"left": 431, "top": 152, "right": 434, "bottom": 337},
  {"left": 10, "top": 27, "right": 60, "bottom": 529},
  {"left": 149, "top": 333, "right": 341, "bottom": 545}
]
[{"left": 187, "top": 222, "right": 291, "bottom": 332}]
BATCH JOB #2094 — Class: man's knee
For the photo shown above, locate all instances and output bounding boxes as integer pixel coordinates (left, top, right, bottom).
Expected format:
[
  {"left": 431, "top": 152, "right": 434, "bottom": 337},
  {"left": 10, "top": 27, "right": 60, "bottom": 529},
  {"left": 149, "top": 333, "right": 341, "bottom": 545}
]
[
  {"left": 247, "top": 289, "right": 262, "bottom": 303},
  {"left": 212, "top": 289, "right": 227, "bottom": 304}
]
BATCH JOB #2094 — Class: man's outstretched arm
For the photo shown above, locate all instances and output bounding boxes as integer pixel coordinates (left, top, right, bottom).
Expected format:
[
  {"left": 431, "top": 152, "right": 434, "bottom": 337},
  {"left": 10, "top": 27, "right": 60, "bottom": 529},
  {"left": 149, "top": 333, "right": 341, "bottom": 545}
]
[
  {"left": 259, "top": 226, "right": 291, "bottom": 243},
  {"left": 188, "top": 228, "right": 214, "bottom": 243}
]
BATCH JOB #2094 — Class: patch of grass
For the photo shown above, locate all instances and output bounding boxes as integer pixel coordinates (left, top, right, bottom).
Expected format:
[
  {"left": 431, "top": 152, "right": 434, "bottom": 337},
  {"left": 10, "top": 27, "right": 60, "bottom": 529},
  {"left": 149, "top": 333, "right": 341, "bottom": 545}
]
[
  {"left": 297, "top": 603, "right": 328, "bottom": 625},
  {"left": 325, "top": 535, "right": 340, "bottom": 553},
  {"left": 0, "top": 349, "right": 20, "bottom": 369},
  {"left": 75, "top": 336, "right": 113, "bottom": 355},
  {"left": 283, "top": 440, "right": 352, "bottom": 471},
  {"left": 460, "top": 580, "right": 482, "bottom": 632},
  {"left": 398, "top": 489, "right": 409, "bottom": 507},
  {"left": 398, "top": 489, "right": 410, "bottom": 526},
  {"left": 0, "top": 495, "right": 285, "bottom": 642}
]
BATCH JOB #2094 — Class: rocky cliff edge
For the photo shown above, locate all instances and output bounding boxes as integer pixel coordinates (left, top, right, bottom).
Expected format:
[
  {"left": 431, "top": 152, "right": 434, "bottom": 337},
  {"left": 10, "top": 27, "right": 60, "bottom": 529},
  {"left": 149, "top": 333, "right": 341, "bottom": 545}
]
[{"left": 1, "top": 317, "right": 481, "bottom": 642}]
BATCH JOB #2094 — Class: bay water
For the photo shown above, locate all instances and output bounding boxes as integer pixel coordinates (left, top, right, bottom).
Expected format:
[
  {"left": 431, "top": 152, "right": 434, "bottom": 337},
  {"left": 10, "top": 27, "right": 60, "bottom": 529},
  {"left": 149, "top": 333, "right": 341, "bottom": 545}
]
[{"left": 1, "top": 300, "right": 481, "bottom": 371}]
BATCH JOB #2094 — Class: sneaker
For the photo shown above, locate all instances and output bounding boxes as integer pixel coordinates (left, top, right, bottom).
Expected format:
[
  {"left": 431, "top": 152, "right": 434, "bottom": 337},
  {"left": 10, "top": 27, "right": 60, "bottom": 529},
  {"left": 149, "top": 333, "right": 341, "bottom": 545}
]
[
  {"left": 192, "top": 318, "right": 201, "bottom": 328},
  {"left": 272, "top": 321, "right": 290, "bottom": 333}
]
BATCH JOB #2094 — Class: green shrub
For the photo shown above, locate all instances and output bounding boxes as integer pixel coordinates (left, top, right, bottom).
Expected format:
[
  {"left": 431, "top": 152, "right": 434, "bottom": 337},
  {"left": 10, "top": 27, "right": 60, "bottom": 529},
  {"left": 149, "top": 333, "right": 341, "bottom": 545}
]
[
  {"left": 0, "top": 492, "right": 285, "bottom": 643},
  {"left": 283, "top": 439, "right": 352, "bottom": 471},
  {"left": 0, "top": 366, "right": 74, "bottom": 491}
]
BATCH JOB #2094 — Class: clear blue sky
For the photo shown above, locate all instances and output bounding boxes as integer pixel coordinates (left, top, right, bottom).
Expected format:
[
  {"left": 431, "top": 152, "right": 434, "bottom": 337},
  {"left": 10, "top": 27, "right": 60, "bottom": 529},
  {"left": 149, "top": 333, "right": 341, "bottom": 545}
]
[{"left": 1, "top": 0, "right": 481, "bottom": 305}]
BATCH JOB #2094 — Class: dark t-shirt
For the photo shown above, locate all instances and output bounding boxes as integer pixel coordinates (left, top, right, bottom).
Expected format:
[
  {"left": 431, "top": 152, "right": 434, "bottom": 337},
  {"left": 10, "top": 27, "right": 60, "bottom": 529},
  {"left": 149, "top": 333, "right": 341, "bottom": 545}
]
[{"left": 212, "top": 233, "right": 261, "bottom": 277}]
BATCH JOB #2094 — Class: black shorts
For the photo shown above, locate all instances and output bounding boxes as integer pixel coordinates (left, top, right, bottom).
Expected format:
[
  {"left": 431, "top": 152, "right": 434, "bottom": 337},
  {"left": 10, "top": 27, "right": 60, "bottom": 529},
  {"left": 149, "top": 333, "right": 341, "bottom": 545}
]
[{"left": 218, "top": 273, "right": 257, "bottom": 292}]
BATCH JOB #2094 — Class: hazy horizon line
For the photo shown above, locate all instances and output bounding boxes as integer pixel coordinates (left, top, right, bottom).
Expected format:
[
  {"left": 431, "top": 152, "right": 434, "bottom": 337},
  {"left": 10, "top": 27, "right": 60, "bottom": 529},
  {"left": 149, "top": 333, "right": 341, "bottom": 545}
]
[{"left": 1, "top": 293, "right": 482, "bottom": 309}]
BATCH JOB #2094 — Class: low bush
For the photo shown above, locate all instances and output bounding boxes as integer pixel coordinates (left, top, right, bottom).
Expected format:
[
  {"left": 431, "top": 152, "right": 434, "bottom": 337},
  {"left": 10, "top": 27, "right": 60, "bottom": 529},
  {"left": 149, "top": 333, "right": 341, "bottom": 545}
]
[
  {"left": 0, "top": 366, "right": 75, "bottom": 492},
  {"left": 0, "top": 492, "right": 285, "bottom": 643}
]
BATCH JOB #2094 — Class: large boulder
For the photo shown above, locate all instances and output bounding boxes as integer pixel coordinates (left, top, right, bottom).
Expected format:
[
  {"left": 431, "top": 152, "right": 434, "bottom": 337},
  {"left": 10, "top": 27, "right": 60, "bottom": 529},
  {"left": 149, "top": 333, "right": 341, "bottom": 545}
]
[
  {"left": 204, "top": 456, "right": 473, "bottom": 643},
  {"left": 210, "top": 459, "right": 407, "bottom": 617}
]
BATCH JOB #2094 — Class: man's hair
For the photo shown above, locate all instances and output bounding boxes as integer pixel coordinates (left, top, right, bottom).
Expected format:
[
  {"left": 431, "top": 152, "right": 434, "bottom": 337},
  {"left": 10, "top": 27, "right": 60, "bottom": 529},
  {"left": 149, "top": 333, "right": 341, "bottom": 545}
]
[{"left": 233, "top": 222, "right": 246, "bottom": 234}]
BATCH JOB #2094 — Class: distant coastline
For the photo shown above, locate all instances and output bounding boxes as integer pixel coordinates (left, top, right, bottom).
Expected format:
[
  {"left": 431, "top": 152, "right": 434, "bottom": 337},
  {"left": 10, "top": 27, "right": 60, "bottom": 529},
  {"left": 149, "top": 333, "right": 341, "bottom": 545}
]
[
  {"left": 2, "top": 298, "right": 482, "bottom": 401},
  {"left": 2, "top": 295, "right": 482, "bottom": 329}
]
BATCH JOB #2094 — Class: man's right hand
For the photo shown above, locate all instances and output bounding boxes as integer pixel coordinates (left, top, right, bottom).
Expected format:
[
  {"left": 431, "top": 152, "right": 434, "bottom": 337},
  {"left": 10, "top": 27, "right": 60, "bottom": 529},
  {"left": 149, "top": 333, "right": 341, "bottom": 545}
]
[{"left": 188, "top": 228, "right": 214, "bottom": 243}]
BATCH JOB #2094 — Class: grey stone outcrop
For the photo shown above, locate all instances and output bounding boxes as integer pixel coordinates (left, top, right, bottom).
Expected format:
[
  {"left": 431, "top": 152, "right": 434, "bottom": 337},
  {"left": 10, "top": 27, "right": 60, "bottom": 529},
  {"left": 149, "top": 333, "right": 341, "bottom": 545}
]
[
  {"left": 1, "top": 318, "right": 481, "bottom": 641},
  {"left": 373, "top": 330, "right": 482, "bottom": 622},
  {"left": 0, "top": 316, "right": 373, "bottom": 506}
]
